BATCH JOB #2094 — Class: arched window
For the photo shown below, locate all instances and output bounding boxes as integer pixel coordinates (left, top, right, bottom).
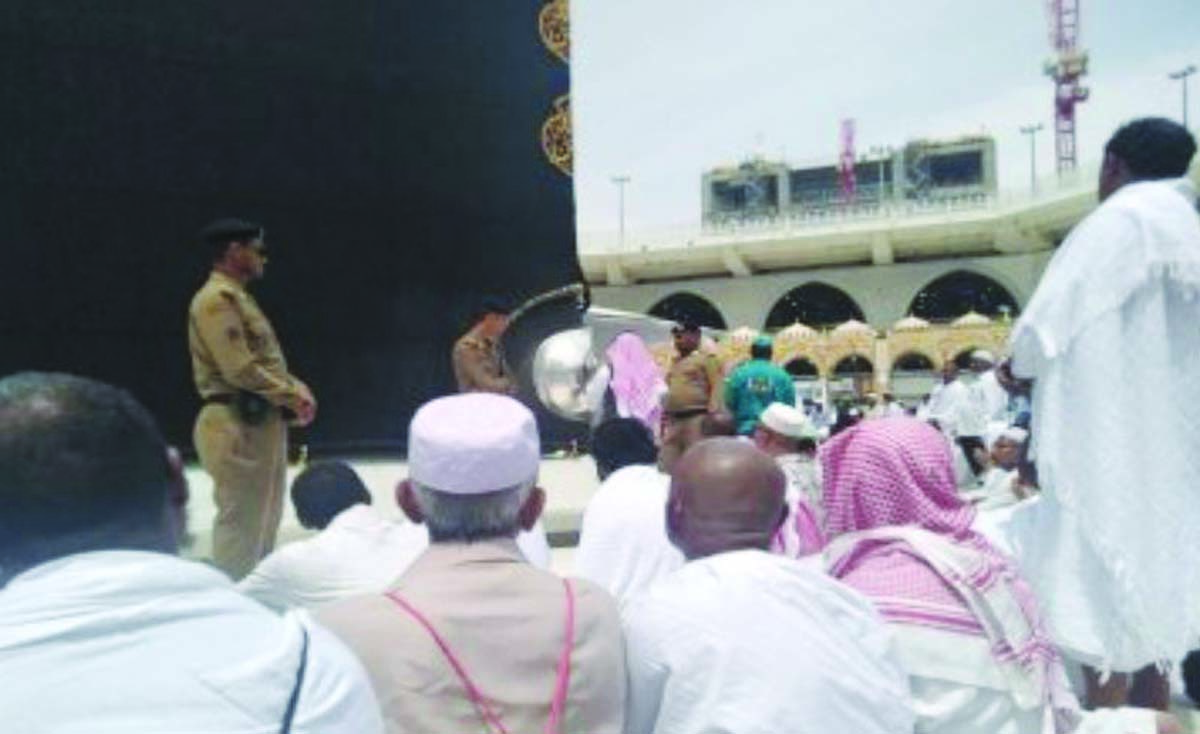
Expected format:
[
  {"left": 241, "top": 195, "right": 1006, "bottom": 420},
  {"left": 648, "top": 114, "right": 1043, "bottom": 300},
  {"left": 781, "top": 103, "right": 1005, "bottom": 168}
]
[
  {"left": 833, "top": 355, "right": 874, "bottom": 376},
  {"left": 784, "top": 358, "right": 819, "bottom": 378},
  {"left": 908, "top": 270, "right": 1019, "bottom": 322},
  {"left": 765, "top": 283, "right": 865, "bottom": 329},
  {"left": 892, "top": 352, "right": 935, "bottom": 372},
  {"left": 890, "top": 352, "right": 937, "bottom": 402},
  {"left": 648, "top": 292, "right": 727, "bottom": 330},
  {"left": 952, "top": 348, "right": 981, "bottom": 369}
]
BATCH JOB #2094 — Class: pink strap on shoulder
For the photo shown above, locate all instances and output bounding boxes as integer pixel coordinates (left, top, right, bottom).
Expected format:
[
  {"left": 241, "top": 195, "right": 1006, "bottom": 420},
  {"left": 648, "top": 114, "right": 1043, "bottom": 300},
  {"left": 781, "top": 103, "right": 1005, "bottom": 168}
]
[
  {"left": 546, "top": 578, "right": 576, "bottom": 734},
  {"left": 385, "top": 578, "right": 577, "bottom": 734}
]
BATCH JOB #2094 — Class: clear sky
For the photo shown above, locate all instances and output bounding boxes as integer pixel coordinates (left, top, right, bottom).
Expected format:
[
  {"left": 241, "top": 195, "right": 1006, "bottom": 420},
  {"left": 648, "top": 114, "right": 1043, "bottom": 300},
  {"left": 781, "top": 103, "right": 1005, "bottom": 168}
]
[{"left": 571, "top": 0, "right": 1200, "bottom": 233}]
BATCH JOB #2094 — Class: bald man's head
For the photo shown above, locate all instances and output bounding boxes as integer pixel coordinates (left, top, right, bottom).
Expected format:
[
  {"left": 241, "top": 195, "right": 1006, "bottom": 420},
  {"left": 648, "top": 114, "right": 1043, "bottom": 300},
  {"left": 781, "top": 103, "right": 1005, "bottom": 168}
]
[{"left": 666, "top": 438, "right": 788, "bottom": 560}]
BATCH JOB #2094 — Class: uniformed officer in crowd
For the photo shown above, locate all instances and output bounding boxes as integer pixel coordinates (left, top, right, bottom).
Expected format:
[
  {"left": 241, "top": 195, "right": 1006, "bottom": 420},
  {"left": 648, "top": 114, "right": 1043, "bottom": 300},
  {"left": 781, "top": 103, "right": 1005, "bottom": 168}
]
[
  {"left": 658, "top": 318, "right": 724, "bottom": 472},
  {"left": 452, "top": 297, "right": 516, "bottom": 394},
  {"left": 188, "top": 218, "right": 316, "bottom": 580}
]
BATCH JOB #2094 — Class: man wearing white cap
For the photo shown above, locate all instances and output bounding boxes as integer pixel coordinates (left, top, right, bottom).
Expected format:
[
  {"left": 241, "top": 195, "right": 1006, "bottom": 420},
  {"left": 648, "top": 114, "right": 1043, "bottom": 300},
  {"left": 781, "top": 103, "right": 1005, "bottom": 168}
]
[
  {"left": 753, "top": 403, "right": 826, "bottom": 557},
  {"left": 968, "top": 426, "right": 1030, "bottom": 511},
  {"left": 315, "top": 393, "right": 626, "bottom": 734}
]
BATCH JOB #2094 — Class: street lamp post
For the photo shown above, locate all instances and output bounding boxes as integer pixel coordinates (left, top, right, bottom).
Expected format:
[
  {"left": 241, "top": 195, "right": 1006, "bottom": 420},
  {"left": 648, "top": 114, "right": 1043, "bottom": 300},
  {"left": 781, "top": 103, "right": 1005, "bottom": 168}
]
[
  {"left": 611, "top": 175, "right": 630, "bottom": 250},
  {"left": 1169, "top": 65, "right": 1197, "bottom": 128},
  {"left": 868, "top": 145, "right": 892, "bottom": 203},
  {"left": 1019, "top": 124, "right": 1044, "bottom": 195}
]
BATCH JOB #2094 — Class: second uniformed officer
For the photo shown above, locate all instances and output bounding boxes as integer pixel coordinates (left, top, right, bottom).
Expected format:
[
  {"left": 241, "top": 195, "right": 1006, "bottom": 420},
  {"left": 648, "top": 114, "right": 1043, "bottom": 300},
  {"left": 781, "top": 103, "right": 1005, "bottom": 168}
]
[
  {"left": 658, "top": 318, "right": 724, "bottom": 471},
  {"left": 452, "top": 298, "right": 516, "bottom": 394},
  {"left": 189, "top": 219, "right": 316, "bottom": 580}
]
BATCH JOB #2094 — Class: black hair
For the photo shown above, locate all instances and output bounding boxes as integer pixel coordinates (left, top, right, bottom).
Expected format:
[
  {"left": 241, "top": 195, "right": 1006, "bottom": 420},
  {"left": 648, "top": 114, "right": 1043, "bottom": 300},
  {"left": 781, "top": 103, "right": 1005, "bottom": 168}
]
[
  {"left": 466, "top": 295, "right": 514, "bottom": 329},
  {"left": 1183, "top": 649, "right": 1200, "bottom": 707},
  {"left": 1105, "top": 118, "right": 1196, "bottom": 181},
  {"left": 290, "top": 460, "right": 372, "bottom": 530},
  {"left": 591, "top": 418, "right": 657, "bottom": 480},
  {"left": 0, "top": 373, "right": 172, "bottom": 570},
  {"left": 199, "top": 217, "right": 264, "bottom": 264},
  {"left": 750, "top": 340, "right": 772, "bottom": 360},
  {"left": 672, "top": 317, "right": 701, "bottom": 333}
]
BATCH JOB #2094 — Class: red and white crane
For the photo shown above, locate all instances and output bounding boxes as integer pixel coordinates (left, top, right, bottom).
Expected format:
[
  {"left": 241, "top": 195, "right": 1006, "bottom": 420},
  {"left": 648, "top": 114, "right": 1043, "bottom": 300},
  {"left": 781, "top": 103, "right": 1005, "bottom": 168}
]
[{"left": 1044, "top": 0, "right": 1090, "bottom": 174}]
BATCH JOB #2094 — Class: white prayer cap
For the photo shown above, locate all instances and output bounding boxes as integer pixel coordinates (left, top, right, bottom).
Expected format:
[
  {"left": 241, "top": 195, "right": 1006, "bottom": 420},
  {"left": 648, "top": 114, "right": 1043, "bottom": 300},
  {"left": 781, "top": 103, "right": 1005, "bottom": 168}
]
[
  {"left": 984, "top": 422, "right": 1006, "bottom": 451},
  {"left": 408, "top": 394, "right": 540, "bottom": 494},
  {"left": 760, "top": 403, "right": 818, "bottom": 440},
  {"left": 971, "top": 349, "right": 997, "bottom": 365},
  {"left": 1000, "top": 426, "right": 1029, "bottom": 444},
  {"left": 986, "top": 422, "right": 1029, "bottom": 450}
]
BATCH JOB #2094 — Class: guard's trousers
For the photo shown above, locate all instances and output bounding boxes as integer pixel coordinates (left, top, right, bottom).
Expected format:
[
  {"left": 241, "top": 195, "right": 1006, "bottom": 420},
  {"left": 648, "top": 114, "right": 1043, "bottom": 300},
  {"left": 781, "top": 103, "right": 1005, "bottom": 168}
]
[
  {"left": 193, "top": 403, "right": 287, "bottom": 580},
  {"left": 658, "top": 411, "right": 707, "bottom": 473}
]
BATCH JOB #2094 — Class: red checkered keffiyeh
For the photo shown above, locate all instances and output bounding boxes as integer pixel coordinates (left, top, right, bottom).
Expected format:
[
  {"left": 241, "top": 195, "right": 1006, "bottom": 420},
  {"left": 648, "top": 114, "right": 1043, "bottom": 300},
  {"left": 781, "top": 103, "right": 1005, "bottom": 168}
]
[{"left": 821, "top": 418, "right": 1077, "bottom": 731}]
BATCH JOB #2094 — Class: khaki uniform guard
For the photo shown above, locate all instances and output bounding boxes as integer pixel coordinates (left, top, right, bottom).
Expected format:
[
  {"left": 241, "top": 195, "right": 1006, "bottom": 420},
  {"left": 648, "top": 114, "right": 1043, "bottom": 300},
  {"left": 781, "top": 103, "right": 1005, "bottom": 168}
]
[
  {"left": 452, "top": 324, "right": 514, "bottom": 394},
  {"left": 190, "top": 270, "right": 311, "bottom": 580},
  {"left": 659, "top": 347, "right": 723, "bottom": 471}
]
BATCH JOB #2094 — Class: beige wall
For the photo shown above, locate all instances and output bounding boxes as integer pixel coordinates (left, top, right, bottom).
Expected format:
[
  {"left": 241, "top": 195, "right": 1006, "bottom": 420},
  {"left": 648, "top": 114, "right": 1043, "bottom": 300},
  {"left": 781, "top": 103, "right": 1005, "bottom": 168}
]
[{"left": 590, "top": 250, "right": 1055, "bottom": 330}]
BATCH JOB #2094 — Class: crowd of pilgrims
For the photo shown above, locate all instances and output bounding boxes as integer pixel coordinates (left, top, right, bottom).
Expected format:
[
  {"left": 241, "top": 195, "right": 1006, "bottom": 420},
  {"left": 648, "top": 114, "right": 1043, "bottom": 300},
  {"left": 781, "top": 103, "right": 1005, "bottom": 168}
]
[{"left": 0, "top": 117, "right": 1198, "bottom": 734}]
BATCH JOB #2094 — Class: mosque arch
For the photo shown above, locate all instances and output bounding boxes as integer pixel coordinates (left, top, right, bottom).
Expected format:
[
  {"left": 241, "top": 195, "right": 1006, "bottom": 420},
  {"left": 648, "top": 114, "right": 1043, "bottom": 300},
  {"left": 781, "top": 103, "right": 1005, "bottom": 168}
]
[
  {"left": 832, "top": 354, "right": 874, "bottom": 377},
  {"left": 891, "top": 352, "right": 936, "bottom": 373},
  {"left": 764, "top": 282, "right": 866, "bottom": 330},
  {"left": 784, "top": 357, "right": 820, "bottom": 378},
  {"left": 647, "top": 292, "right": 727, "bottom": 330},
  {"left": 952, "top": 348, "right": 982, "bottom": 368},
  {"left": 907, "top": 270, "right": 1020, "bottom": 322},
  {"left": 889, "top": 351, "right": 938, "bottom": 401}
]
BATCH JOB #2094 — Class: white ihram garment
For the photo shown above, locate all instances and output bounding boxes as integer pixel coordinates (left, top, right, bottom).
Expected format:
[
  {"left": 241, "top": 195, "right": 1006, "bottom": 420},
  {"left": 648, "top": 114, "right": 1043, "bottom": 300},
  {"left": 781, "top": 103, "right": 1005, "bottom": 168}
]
[
  {"left": 955, "top": 377, "right": 990, "bottom": 438},
  {"left": 979, "top": 370, "right": 1011, "bottom": 421},
  {"left": 621, "top": 550, "right": 914, "bottom": 734},
  {"left": 1009, "top": 177, "right": 1200, "bottom": 670},
  {"left": 889, "top": 620, "right": 1157, "bottom": 734},
  {"left": 0, "top": 551, "right": 383, "bottom": 734},
  {"left": 240, "top": 505, "right": 552, "bottom": 611},
  {"left": 926, "top": 380, "right": 967, "bottom": 433},
  {"left": 574, "top": 464, "right": 684, "bottom": 603},
  {"left": 238, "top": 504, "right": 428, "bottom": 611}
]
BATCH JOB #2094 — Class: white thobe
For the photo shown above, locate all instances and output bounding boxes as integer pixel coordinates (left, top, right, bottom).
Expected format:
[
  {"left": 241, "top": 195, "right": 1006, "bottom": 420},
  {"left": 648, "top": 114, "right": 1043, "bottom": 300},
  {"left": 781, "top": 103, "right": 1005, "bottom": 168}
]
[
  {"left": 773, "top": 452, "right": 825, "bottom": 556},
  {"left": 978, "top": 370, "right": 1010, "bottom": 422},
  {"left": 621, "top": 550, "right": 914, "bottom": 734},
  {"left": 890, "top": 624, "right": 1157, "bottom": 734},
  {"left": 1008, "top": 177, "right": 1200, "bottom": 670},
  {"left": 926, "top": 381, "right": 965, "bottom": 432},
  {"left": 574, "top": 464, "right": 684, "bottom": 603},
  {"left": 238, "top": 504, "right": 429, "bottom": 611},
  {"left": 971, "top": 467, "right": 1019, "bottom": 510},
  {"left": 890, "top": 624, "right": 1046, "bottom": 734},
  {"left": 240, "top": 505, "right": 551, "bottom": 611},
  {"left": 777, "top": 451, "right": 821, "bottom": 511},
  {"left": 954, "top": 378, "right": 990, "bottom": 438},
  {"left": 0, "top": 551, "right": 383, "bottom": 734}
]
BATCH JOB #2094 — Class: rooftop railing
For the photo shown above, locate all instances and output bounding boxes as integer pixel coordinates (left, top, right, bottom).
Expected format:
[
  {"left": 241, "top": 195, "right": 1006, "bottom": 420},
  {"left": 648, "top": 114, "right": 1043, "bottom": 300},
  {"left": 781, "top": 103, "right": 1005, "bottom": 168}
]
[{"left": 580, "top": 163, "right": 1100, "bottom": 255}]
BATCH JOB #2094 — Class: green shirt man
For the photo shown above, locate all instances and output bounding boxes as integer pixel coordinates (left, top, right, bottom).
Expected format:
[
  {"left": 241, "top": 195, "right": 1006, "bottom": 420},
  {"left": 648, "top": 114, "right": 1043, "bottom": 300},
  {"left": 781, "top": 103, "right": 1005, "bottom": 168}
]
[{"left": 724, "top": 336, "right": 796, "bottom": 435}]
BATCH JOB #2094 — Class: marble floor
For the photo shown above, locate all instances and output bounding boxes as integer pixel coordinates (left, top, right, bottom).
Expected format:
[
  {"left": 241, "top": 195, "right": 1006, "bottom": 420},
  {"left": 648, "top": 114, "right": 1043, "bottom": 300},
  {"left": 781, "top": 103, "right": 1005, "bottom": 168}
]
[{"left": 181, "top": 455, "right": 599, "bottom": 573}]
